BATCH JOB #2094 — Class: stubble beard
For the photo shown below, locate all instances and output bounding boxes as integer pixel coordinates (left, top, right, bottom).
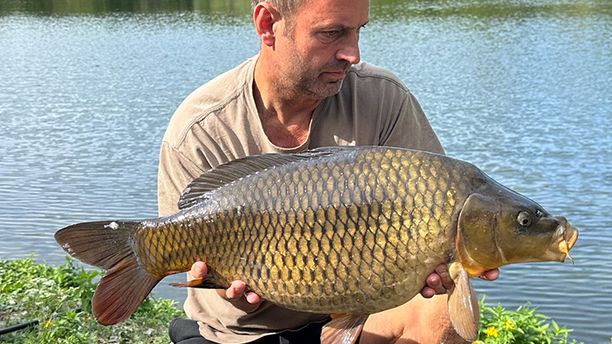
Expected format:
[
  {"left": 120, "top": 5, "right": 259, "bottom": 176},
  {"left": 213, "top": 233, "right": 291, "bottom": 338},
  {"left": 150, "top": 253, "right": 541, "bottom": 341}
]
[{"left": 284, "top": 49, "right": 347, "bottom": 100}]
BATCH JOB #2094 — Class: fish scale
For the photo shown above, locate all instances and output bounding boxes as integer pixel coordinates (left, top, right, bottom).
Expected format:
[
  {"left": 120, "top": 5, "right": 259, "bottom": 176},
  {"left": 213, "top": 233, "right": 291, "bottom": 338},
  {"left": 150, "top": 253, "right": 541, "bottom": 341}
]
[{"left": 131, "top": 148, "right": 460, "bottom": 314}]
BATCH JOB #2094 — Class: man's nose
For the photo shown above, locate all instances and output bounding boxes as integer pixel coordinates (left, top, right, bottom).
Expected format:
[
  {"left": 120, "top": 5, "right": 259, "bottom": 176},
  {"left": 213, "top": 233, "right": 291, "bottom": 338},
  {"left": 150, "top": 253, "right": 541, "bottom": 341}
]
[{"left": 336, "top": 34, "right": 361, "bottom": 65}]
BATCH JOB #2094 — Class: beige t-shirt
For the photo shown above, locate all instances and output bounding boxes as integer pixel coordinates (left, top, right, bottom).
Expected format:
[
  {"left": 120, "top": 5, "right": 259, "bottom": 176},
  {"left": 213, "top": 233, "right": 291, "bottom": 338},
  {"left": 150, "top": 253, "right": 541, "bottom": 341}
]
[{"left": 157, "top": 56, "right": 444, "bottom": 343}]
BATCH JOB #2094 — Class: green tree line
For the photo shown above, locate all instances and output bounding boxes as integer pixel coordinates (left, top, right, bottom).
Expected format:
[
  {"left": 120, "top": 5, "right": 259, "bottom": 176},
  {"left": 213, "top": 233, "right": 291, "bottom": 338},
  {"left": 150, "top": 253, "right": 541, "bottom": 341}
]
[{"left": 1, "top": 0, "right": 609, "bottom": 18}]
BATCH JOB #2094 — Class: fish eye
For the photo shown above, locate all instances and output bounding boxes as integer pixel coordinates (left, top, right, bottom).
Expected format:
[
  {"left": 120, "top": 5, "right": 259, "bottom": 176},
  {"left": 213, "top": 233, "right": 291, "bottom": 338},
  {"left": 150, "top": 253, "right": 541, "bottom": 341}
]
[{"left": 517, "top": 211, "right": 533, "bottom": 227}]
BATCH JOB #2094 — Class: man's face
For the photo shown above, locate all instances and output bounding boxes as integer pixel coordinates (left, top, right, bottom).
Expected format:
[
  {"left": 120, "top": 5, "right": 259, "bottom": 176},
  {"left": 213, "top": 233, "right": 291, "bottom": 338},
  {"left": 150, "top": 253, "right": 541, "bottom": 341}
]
[{"left": 274, "top": 0, "right": 369, "bottom": 99}]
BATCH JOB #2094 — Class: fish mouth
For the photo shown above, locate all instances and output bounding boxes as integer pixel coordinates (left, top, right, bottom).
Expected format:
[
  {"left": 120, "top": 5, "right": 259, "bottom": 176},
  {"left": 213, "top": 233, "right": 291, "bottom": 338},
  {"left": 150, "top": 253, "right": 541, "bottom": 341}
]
[{"left": 555, "top": 220, "right": 579, "bottom": 263}]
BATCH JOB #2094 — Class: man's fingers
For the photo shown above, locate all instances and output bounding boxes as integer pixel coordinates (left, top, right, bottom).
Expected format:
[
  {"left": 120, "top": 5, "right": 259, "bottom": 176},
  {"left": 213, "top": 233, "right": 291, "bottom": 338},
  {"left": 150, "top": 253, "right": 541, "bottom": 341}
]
[
  {"left": 420, "top": 286, "right": 436, "bottom": 299},
  {"left": 190, "top": 261, "right": 208, "bottom": 279},
  {"left": 190, "top": 262, "right": 263, "bottom": 304},
  {"left": 422, "top": 264, "right": 454, "bottom": 297},
  {"left": 434, "top": 264, "right": 454, "bottom": 290},
  {"left": 425, "top": 272, "right": 446, "bottom": 295},
  {"left": 226, "top": 280, "right": 246, "bottom": 299},
  {"left": 245, "top": 291, "right": 262, "bottom": 304},
  {"left": 479, "top": 268, "right": 500, "bottom": 281},
  {"left": 225, "top": 281, "right": 263, "bottom": 304}
]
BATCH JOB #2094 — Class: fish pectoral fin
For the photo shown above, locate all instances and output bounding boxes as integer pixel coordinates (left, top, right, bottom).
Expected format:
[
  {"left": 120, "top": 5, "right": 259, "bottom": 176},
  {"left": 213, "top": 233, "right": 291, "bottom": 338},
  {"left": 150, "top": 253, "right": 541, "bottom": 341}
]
[
  {"left": 447, "top": 262, "right": 480, "bottom": 342},
  {"left": 170, "top": 270, "right": 229, "bottom": 289},
  {"left": 170, "top": 278, "right": 207, "bottom": 288},
  {"left": 321, "top": 314, "right": 367, "bottom": 344}
]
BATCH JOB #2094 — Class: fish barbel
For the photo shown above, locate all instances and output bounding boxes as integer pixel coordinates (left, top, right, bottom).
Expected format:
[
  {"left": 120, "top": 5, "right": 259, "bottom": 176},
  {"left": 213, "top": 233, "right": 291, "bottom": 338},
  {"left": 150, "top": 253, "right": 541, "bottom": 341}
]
[{"left": 55, "top": 146, "right": 579, "bottom": 342}]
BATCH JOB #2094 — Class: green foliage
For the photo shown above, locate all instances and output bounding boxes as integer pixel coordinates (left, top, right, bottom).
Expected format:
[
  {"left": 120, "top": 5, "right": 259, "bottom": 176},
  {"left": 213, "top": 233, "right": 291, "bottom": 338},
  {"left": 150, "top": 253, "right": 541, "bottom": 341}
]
[
  {"left": 476, "top": 298, "right": 581, "bottom": 344},
  {"left": 1, "top": 258, "right": 584, "bottom": 343},
  {"left": 0, "top": 257, "right": 182, "bottom": 344}
]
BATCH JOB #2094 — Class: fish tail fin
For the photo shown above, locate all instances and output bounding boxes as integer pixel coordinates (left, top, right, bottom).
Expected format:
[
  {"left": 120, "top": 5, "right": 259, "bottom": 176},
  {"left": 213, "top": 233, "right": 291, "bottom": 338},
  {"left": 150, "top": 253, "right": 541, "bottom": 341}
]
[{"left": 55, "top": 221, "right": 161, "bottom": 325}]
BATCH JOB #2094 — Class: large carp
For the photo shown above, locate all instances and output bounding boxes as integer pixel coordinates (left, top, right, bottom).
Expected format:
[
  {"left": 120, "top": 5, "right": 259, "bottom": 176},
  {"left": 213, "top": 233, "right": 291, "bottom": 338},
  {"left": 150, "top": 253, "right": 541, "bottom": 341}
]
[{"left": 55, "top": 146, "right": 578, "bottom": 342}]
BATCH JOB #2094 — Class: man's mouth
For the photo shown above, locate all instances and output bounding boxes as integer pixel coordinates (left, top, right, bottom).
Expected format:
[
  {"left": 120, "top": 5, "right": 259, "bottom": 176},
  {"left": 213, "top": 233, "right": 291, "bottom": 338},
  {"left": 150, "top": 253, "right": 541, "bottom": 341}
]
[{"left": 321, "top": 70, "right": 347, "bottom": 82}]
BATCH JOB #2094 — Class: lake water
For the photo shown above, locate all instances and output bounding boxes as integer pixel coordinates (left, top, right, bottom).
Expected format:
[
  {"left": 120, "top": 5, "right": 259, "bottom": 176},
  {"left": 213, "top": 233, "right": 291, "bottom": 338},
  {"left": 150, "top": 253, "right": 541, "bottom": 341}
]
[{"left": 0, "top": 0, "right": 610, "bottom": 342}]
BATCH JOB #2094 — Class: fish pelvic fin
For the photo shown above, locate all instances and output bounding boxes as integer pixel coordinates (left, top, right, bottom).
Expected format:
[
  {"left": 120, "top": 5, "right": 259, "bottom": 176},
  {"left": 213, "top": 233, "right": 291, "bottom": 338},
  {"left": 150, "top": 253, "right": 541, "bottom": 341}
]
[
  {"left": 170, "top": 266, "right": 230, "bottom": 289},
  {"left": 55, "top": 221, "right": 161, "bottom": 325},
  {"left": 321, "top": 314, "right": 367, "bottom": 344},
  {"left": 447, "top": 261, "right": 480, "bottom": 342}
]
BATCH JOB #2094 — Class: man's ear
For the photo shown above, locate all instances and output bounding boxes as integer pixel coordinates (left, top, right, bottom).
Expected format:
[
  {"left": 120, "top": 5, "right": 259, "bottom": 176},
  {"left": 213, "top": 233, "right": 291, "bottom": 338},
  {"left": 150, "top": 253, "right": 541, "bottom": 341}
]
[{"left": 253, "top": 2, "right": 279, "bottom": 47}]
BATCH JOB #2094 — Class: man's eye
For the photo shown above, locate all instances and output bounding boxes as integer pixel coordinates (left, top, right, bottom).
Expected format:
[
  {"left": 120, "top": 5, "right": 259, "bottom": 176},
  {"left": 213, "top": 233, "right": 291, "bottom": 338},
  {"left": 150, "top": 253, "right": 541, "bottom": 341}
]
[{"left": 319, "top": 30, "right": 342, "bottom": 42}]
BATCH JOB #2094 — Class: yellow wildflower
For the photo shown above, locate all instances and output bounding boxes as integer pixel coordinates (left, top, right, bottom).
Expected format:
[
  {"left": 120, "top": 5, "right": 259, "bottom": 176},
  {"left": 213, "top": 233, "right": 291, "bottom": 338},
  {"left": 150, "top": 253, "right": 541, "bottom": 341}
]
[
  {"left": 484, "top": 326, "right": 499, "bottom": 337},
  {"left": 505, "top": 319, "right": 515, "bottom": 329},
  {"left": 43, "top": 319, "right": 53, "bottom": 329}
]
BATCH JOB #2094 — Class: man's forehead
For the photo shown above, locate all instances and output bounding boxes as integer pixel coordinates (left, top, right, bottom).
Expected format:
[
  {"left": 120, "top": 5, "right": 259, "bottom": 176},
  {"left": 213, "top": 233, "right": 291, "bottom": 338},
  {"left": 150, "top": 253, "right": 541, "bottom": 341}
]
[{"left": 296, "top": 0, "right": 369, "bottom": 27}]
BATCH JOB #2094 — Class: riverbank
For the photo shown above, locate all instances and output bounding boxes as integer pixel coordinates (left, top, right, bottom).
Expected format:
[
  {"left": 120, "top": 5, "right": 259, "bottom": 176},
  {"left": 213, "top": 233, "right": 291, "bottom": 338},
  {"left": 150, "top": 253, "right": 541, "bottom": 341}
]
[{"left": 0, "top": 257, "right": 585, "bottom": 343}]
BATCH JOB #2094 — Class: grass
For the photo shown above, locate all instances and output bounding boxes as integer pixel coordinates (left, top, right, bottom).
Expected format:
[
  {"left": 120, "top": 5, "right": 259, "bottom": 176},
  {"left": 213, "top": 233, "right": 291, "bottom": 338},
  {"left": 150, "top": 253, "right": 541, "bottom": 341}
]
[
  {"left": 0, "top": 257, "right": 182, "bottom": 344},
  {"left": 476, "top": 298, "right": 581, "bottom": 344},
  {"left": 0, "top": 257, "right": 584, "bottom": 343}
]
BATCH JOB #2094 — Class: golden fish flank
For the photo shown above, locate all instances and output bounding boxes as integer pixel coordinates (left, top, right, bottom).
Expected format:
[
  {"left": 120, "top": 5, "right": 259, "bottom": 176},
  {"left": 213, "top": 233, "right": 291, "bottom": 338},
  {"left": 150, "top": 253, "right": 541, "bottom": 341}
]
[{"left": 55, "top": 146, "right": 579, "bottom": 342}]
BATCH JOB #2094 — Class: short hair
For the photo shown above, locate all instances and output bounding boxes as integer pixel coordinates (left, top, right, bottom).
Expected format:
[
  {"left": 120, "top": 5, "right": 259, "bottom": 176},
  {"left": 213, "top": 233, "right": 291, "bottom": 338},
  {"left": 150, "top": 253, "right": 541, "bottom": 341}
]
[{"left": 251, "top": 0, "right": 306, "bottom": 17}]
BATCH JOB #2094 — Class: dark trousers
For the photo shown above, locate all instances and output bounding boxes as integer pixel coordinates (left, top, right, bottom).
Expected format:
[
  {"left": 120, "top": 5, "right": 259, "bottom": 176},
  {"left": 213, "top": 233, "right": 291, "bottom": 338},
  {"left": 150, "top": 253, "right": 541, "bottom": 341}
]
[{"left": 169, "top": 317, "right": 329, "bottom": 344}]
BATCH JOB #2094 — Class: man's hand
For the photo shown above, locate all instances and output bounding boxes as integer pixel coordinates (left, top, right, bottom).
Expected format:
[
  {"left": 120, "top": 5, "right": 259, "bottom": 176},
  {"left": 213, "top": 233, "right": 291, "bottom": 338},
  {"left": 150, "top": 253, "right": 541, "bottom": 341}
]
[
  {"left": 420, "top": 264, "right": 500, "bottom": 298},
  {"left": 190, "top": 261, "right": 262, "bottom": 304}
]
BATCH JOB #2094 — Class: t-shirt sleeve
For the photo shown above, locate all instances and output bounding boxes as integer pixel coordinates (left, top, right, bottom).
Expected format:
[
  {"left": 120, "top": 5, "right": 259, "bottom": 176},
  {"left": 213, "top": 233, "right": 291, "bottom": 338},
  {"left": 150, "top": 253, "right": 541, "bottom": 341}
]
[
  {"left": 157, "top": 141, "right": 208, "bottom": 216},
  {"left": 381, "top": 90, "right": 445, "bottom": 155}
]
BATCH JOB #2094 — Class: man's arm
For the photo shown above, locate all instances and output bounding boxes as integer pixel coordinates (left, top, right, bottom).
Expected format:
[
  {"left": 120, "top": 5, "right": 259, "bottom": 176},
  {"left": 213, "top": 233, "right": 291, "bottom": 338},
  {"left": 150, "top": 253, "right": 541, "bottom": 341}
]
[
  {"left": 381, "top": 90, "right": 445, "bottom": 155},
  {"left": 158, "top": 141, "right": 205, "bottom": 217}
]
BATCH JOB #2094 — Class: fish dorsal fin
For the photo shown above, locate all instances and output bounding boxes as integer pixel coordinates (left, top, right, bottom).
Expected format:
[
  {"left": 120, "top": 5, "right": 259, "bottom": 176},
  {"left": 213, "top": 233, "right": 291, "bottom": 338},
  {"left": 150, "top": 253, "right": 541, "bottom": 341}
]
[
  {"left": 178, "top": 147, "right": 352, "bottom": 210},
  {"left": 321, "top": 314, "right": 368, "bottom": 344},
  {"left": 447, "top": 261, "right": 480, "bottom": 342}
]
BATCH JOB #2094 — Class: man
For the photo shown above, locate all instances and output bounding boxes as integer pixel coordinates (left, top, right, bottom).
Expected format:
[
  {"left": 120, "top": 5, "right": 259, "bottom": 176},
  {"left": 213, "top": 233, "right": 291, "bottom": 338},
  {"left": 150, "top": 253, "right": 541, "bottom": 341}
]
[{"left": 158, "top": 0, "right": 499, "bottom": 343}]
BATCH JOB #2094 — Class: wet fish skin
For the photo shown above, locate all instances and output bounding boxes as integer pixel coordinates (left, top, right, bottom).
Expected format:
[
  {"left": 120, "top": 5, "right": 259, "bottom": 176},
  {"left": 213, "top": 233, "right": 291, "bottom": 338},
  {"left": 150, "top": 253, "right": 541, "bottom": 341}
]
[
  {"left": 55, "top": 146, "right": 578, "bottom": 334},
  {"left": 135, "top": 148, "right": 465, "bottom": 313}
]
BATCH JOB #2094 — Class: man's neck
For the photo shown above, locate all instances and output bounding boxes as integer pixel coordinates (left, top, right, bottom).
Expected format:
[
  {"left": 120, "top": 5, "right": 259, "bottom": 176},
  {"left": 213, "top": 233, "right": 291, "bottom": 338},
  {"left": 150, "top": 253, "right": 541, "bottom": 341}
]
[{"left": 253, "top": 57, "right": 322, "bottom": 148}]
